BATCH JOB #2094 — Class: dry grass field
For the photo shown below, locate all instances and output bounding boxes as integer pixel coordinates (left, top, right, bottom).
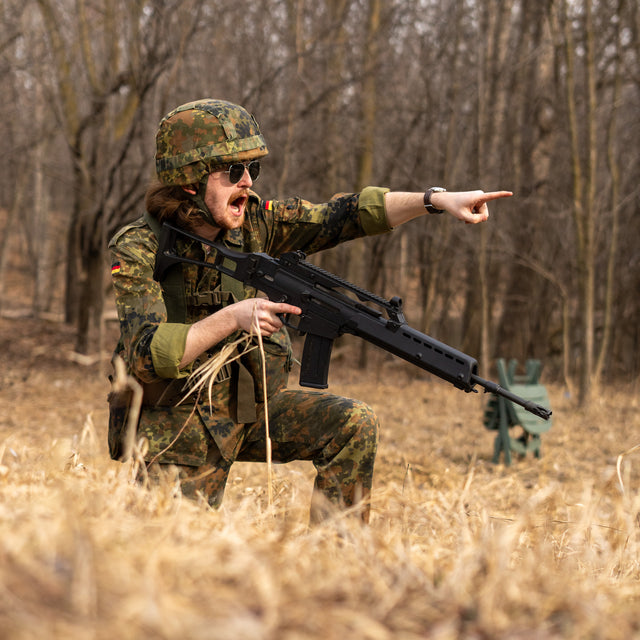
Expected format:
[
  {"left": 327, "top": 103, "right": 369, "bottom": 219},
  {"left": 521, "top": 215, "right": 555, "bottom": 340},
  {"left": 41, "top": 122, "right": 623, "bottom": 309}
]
[{"left": 1, "top": 315, "right": 639, "bottom": 639}]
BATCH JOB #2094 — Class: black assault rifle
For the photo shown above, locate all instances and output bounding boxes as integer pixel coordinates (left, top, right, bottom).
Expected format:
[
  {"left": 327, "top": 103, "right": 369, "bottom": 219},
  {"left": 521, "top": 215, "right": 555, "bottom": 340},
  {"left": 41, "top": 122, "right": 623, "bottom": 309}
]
[{"left": 154, "top": 223, "right": 551, "bottom": 420}]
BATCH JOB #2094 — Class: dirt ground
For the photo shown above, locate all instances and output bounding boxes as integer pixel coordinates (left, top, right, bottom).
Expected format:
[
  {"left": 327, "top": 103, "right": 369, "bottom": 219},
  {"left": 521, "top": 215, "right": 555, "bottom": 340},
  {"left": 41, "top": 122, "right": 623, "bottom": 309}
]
[
  {"left": 2, "top": 313, "right": 637, "bottom": 507},
  {"left": 1, "top": 316, "right": 112, "bottom": 452},
  {"left": 2, "top": 314, "right": 640, "bottom": 639}
]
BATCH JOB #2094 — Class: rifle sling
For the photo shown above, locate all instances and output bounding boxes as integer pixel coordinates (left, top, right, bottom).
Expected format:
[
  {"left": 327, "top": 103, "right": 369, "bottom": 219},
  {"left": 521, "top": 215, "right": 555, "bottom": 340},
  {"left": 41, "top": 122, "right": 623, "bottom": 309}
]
[{"left": 145, "top": 211, "right": 256, "bottom": 424}]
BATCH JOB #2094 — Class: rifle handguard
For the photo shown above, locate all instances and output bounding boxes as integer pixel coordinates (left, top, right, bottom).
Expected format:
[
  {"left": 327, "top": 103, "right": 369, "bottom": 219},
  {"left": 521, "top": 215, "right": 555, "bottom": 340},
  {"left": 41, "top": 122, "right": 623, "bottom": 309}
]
[{"left": 155, "top": 222, "right": 552, "bottom": 420}]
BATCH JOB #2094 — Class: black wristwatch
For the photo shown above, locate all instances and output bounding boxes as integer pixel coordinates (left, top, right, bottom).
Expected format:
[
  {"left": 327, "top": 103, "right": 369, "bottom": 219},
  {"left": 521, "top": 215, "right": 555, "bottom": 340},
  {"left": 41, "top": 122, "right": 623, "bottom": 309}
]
[{"left": 424, "top": 187, "right": 447, "bottom": 214}]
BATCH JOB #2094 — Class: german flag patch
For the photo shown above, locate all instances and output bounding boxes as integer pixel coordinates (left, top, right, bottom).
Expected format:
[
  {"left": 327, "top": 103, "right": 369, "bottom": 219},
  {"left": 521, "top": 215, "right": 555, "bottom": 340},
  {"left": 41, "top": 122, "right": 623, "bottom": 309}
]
[
  {"left": 111, "top": 262, "right": 121, "bottom": 275},
  {"left": 264, "top": 200, "right": 273, "bottom": 211}
]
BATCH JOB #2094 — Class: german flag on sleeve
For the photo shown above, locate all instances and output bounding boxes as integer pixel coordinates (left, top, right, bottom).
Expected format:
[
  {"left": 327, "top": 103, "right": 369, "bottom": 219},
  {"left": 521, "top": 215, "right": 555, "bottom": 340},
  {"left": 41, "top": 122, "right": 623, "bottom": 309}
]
[{"left": 111, "top": 262, "right": 121, "bottom": 276}]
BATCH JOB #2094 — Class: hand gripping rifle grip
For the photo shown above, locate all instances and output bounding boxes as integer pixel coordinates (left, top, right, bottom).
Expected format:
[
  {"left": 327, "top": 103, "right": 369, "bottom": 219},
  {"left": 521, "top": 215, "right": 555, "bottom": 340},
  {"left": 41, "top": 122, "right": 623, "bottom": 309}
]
[{"left": 298, "top": 334, "right": 334, "bottom": 389}]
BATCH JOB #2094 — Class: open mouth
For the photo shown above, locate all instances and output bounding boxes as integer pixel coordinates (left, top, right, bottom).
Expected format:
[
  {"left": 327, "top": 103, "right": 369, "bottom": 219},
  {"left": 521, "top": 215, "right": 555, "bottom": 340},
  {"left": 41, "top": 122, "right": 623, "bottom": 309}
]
[{"left": 230, "top": 194, "right": 248, "bottom": 216}]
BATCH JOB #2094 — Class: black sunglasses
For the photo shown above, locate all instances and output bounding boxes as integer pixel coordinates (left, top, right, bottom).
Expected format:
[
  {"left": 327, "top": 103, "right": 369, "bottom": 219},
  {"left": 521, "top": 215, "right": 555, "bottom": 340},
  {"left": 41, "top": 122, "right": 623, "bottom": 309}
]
[{"left": 223, "top": 160, "right": 261, "bottom": 184}]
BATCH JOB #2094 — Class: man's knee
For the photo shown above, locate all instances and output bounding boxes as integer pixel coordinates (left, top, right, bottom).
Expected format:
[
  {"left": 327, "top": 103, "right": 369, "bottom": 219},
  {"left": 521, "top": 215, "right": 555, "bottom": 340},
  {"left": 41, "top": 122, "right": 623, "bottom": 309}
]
[
  {"left": 341, "top": 398, "right": 379, "bottom": 448},
  {"left": 314, "top": 397, "right": 379, "bottom": 469}
]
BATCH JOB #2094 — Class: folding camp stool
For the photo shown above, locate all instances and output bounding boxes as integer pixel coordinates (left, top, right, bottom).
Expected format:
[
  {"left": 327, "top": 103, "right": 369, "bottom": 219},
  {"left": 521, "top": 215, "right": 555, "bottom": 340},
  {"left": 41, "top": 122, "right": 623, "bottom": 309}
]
[{"left": 483, "top": 358, "right": 552, "bottom": 465}]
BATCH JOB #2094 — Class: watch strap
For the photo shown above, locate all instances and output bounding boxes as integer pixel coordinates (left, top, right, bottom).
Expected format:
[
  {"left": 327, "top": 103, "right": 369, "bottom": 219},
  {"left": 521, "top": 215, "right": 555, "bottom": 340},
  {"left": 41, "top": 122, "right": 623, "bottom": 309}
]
[{"left": 424, "top": 187, "right": 446, "bottom": 214}]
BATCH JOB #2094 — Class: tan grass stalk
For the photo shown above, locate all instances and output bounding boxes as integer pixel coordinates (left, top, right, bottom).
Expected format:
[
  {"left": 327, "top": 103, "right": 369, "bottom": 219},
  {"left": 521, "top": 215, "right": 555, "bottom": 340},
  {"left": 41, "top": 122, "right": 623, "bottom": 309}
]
[
  {"left": 135, "top": 338, "right": 255, "bottom": 469},
  {"left": 111, "top": 356, "right": 143, "bottom": 462},
  {"left": 251, "top": 307, "right": 273, "bottom": 510},
  {"left": 182, "top": 333, "right": 256, "bottom": 411},
  {"left": 616, "top": 442, "right": 640, "bottom": 494},
  {"left": 109, "top": 357, "right": 156, "bottom": 487},
  {"left": 182, "top": 303, "right": 274, "bottom": 507}
]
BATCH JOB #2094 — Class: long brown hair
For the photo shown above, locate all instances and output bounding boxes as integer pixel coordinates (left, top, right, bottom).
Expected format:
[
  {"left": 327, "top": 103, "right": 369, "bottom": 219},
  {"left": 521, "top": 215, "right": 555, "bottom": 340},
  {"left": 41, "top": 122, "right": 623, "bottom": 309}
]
[{"left": 145, "top": 180, "right": 207, "bottom": 230}]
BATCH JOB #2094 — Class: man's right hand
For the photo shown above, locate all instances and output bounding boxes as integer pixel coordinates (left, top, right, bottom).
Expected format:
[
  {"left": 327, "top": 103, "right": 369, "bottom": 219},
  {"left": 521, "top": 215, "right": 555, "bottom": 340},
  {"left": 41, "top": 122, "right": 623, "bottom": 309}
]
[
  {"left": 180, "top": 298, "right": 300, "bottom": 368},
  {"left": 232, "top": 298, "right": 301, "bottom": 336}
]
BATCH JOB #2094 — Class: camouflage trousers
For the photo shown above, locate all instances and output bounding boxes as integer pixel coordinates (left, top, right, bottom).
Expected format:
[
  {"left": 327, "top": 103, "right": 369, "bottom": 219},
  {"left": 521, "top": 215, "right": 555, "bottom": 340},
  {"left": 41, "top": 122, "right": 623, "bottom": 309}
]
[{"left": 149, "top": 389, "right": 379, "bottom": 522}]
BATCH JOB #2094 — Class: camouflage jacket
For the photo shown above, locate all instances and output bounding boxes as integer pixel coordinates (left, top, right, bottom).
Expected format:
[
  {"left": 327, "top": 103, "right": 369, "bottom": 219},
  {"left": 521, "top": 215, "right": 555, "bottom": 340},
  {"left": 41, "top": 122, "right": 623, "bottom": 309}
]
[{"left": 108, "top": 186, "right": 391, "bottom": 465}]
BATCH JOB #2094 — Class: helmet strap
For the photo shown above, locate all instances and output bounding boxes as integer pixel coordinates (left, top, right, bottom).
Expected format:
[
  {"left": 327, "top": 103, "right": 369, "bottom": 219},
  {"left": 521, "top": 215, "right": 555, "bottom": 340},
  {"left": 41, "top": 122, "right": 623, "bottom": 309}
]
[{"left": 185, "top": 176, "right": 218, "bottom": 228}]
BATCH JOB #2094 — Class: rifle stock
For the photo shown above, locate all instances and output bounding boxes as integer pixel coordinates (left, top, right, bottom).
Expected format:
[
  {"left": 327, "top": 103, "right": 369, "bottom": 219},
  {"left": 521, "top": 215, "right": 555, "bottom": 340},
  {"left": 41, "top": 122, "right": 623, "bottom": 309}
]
[{"left": 155, "top": 222, "right": 551, "bottom": 421}]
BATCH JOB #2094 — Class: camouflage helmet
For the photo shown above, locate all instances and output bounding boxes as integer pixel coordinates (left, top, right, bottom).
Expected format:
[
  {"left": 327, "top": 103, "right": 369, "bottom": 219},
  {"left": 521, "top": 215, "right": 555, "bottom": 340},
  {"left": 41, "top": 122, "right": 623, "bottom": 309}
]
[{"left": 155, "top": 99, "right": 268, "bottom": 186}]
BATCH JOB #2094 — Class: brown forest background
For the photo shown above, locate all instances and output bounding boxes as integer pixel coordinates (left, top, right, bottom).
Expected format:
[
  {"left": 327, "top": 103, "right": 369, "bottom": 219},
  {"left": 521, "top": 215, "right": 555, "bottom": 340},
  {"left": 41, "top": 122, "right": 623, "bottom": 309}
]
[{"left": 0, "top": 0, "right": 638, "bottom": 406}]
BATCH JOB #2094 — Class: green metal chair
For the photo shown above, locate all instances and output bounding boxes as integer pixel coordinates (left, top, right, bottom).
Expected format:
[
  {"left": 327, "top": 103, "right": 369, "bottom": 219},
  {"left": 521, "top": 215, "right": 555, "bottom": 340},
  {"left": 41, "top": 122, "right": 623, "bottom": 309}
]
[{"left": 483, "top": 358, "right": 552, "bottom": 465}]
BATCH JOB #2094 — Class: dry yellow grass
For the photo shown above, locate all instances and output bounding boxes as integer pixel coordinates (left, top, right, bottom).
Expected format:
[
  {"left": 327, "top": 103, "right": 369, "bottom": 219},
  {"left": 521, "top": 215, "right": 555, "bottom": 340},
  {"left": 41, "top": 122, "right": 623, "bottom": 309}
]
[{"left": 1, "top": 318, "right": 639, "bottom": 639}]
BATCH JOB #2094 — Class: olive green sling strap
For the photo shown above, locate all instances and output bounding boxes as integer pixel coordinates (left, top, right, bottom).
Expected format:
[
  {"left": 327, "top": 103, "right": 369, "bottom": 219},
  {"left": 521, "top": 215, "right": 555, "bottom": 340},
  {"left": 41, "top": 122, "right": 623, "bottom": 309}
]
[
  {"left": 144, "top": 211, "right": 187, "bottom": 323},
  {"left": 144, "top": 211, "right": 256, "bottom": 423}
]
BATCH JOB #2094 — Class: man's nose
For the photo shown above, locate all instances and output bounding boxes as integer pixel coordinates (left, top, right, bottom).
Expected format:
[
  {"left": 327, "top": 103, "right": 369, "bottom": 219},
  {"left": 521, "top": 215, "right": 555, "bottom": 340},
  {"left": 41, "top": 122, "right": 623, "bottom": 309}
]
[{"left": 238, "top": 167, "right": 252, "bottom": 187}]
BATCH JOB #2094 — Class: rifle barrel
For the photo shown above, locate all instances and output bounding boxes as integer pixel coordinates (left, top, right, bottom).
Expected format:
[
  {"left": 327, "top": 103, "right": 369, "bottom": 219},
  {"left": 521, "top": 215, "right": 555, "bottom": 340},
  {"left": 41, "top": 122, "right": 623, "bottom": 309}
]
[{"left": 471, "top": 374, "right": 552, "bottom": 420}]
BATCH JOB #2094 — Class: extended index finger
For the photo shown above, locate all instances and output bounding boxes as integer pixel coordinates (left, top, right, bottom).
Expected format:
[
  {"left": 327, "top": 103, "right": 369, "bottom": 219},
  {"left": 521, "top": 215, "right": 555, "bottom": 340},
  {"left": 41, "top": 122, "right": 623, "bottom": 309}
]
[
  {"left": 478, "top": 190, "right": 513, "bottom": 204},
  {"left": 273, "top": 302, "right": 302, "bottom": 315}
]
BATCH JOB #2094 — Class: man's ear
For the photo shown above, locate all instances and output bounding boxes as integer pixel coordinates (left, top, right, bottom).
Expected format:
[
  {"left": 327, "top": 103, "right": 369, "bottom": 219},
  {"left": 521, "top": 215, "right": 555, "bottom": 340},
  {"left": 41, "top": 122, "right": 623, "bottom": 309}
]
[{"left": 182, "top": 184, "right": 197, "bottom": 195}]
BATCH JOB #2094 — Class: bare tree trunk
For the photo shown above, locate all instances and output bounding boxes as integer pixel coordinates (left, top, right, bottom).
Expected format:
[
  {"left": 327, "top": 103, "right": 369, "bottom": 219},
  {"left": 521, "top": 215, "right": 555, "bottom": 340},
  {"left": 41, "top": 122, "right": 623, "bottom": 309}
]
[
  {"left": 31, "top": 86, "right": 58, "bottom": 318},
  {"left": 317, "top": 0, "right": 350, "bottom": 278},
  {"left": 594, "top": 0, "right": 623, "bottom": 385},
  {"left": 495, "top": 0, "right": 555, "bottom": 361},
  {"left": 356, "top": 0, "right": 382, "bottom": 369},
  {"left": 36, "top": 0, "right": 201, "bottom": 353},
  {"left": 474, "top": 0, "right": 512, "bottom": 368},
  {"left": 356, "top": 0, "right": 379, "bottom": 193},
  {"left": 75, "top": 236, "right": 105, "bottom": 354},
  {"left": 0, "top": 176, "right": 27, "bottom": 313},
  {"left": 417, "top": 0, "right": 464, "bottom": 336},
  {"left": 560, "top": 0, "right": 598, "bottom": 405},
  {"left": 31, "top": 138, "right": 52, "bottom": 317},
  {"left": 276, "top": 0, "right": 305, "bottom": 200}
]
